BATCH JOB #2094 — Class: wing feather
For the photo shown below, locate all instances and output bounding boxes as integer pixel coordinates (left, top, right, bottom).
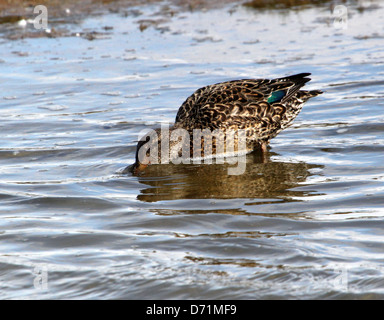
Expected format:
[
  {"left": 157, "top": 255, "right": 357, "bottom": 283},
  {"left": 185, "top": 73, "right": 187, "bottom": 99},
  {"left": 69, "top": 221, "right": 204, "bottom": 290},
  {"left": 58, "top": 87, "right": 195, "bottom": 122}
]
[{"left": 174, "top": 73, "right": 318, "bottom": 142}]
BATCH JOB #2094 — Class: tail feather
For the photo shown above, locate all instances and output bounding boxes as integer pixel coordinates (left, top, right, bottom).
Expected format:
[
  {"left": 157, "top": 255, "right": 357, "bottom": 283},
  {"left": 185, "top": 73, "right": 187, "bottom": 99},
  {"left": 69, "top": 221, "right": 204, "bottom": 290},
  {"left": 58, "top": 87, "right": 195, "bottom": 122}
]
[
  {"left": 277, "top": 73, "right": 312, "bottom": 82},
  {"left": 279, "top": 73, "right": 312, "bottom": 103},
  {"left": 269, "top": 73, "right": 322, "bottom": 104},
  {"left": 308, "top": 89, "right": 323, "bottom": 96}
]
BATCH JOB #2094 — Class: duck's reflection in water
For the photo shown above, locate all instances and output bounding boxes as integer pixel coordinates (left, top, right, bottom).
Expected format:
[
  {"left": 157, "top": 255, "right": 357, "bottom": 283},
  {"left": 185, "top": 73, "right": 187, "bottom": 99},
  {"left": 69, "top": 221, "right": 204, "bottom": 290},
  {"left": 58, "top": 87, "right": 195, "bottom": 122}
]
[{"left": 135, "top": 152, "right": 322, "bottom": 203}]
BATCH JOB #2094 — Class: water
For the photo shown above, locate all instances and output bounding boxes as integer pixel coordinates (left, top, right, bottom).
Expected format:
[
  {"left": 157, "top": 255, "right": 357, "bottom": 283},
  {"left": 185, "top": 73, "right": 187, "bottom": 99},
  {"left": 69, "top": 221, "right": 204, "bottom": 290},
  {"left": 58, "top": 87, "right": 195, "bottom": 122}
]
[{"left": 1, "top": 0, "right": 384, "bottom": 299}]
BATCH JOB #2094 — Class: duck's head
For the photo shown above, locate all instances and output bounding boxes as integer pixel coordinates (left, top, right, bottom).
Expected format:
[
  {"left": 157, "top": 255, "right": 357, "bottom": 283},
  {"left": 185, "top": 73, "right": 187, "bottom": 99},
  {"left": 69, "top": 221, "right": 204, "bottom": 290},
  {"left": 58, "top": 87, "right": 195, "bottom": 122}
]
[
  {"left": 128, "top": 127, "right": 172, "bottom": 175},
  {"left": 126, "top": 126, "right": 192, "bottom": 175},
  {"left": 128, "top": 136, "right": 152, "bottom": 175}
]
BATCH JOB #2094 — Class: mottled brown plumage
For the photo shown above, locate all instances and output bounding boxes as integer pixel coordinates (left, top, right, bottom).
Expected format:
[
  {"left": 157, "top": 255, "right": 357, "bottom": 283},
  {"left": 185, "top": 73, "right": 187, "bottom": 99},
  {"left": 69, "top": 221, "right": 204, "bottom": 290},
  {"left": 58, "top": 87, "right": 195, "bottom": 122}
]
[{"left": 127, "top": 73, "right": 322, "bottom": 174}]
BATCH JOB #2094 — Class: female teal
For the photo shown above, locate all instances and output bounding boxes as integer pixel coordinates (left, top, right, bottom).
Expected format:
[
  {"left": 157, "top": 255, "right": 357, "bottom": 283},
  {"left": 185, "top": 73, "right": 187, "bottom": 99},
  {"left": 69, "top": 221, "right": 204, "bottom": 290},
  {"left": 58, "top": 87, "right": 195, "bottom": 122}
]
[{"left": 128, "top": 73, "right": 322, "bottom": 174}]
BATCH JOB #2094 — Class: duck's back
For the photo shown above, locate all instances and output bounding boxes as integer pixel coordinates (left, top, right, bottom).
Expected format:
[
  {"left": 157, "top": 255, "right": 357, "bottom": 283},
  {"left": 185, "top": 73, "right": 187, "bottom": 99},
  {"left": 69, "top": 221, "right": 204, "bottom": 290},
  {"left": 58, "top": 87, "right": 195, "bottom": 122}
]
[{"left": 174, "top": 73, "right": 322, "bottom": 144}]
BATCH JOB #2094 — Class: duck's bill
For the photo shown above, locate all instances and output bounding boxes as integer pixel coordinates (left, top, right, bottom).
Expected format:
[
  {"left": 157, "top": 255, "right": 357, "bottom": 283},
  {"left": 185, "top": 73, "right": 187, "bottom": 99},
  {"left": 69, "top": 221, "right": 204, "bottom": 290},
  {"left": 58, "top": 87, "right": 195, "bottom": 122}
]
[{"left": 122, "top": 163, "right": 148, "bottom": 175}]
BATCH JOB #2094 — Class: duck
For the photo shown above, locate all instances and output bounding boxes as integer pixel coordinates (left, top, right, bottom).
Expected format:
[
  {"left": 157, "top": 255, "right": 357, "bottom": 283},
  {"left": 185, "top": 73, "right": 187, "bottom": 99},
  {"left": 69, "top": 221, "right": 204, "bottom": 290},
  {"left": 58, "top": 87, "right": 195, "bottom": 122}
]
[{"left": 126, "top": 73, "right": 322, "bottom": 175}]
